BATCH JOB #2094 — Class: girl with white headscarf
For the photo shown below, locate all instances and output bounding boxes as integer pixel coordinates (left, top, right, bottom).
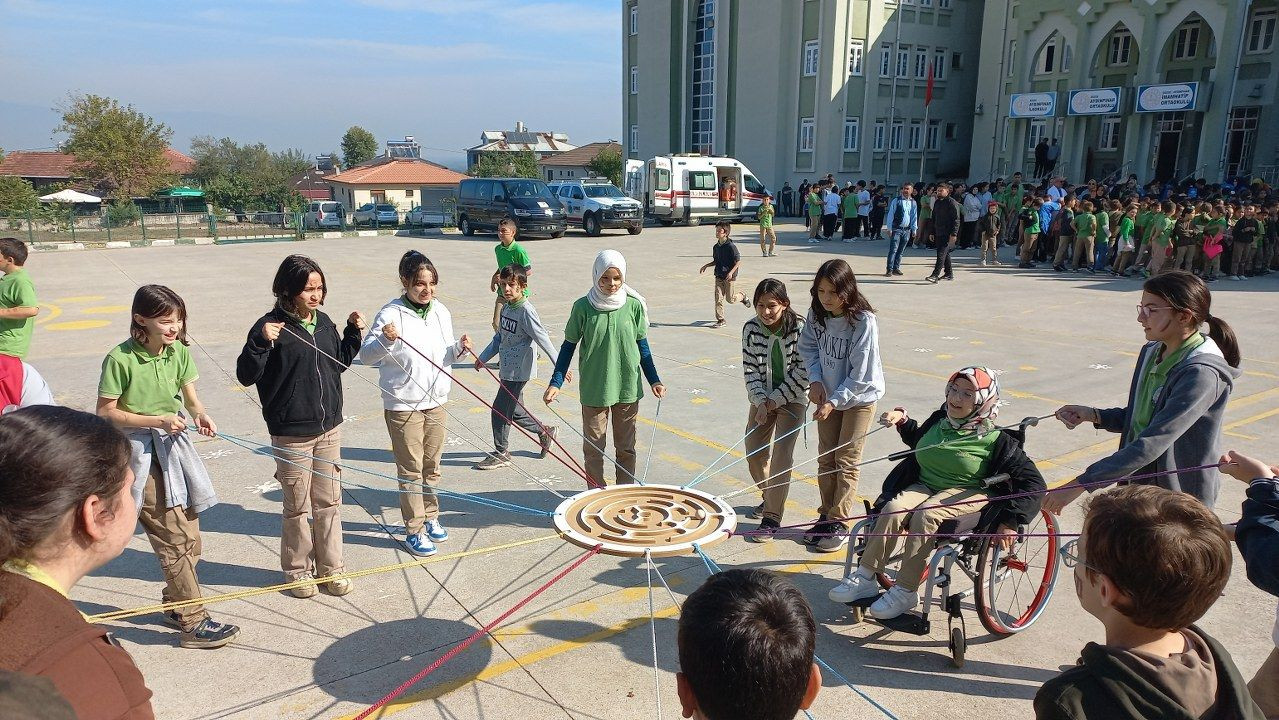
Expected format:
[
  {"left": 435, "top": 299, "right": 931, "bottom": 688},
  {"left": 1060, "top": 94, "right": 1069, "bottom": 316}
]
[
  {"left": 543, "top": 250, "right": 665, "bottom": 485},
  {"left": 826, "top": 366, "right": 1046, "bottom": 621}
]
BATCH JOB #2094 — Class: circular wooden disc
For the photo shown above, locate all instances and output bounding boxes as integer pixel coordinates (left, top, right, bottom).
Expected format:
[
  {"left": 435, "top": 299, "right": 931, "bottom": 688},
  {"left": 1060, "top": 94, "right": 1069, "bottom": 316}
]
[{"left": 552, "top": 484, "right": 737, "bottom": 558}]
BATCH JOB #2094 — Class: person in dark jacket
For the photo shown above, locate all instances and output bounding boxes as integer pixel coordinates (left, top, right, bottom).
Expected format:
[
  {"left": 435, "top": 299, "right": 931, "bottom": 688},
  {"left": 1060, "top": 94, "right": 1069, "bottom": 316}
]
[
  {"left": 927, "top": 183, "right": 963, "bottom": 283},
  {"left": 1220, "top": 450, "right": 1279, "bottom": 717},
  {"left": 1034, "top": 485, "right": 1264, "bottom": 720},
  {"left": 0, "top": 406, "right": 155, "bottom": 720},
  {"left": 236, "top": 254, "right": 365, "bottom": 598},
  {"left": 828, "top": 366, "right": 1045, "bottom": 620}
]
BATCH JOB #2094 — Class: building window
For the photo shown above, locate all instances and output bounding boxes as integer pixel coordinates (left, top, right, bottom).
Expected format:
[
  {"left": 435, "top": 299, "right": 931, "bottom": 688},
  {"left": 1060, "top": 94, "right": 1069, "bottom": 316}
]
[
  {"left": 920, "top": 0, "right": 933, "bottom": 6},
  {"left": 908, "top": 121, "right": 923, "bottom": 150},
  {"left": 1174, "top": 21, "right": 1201, "bottom": 60},
  {"left": 630, "top": 66, "right": 638, "bottom": 94},
  {"left": 933, "top": 49, "right": 947, "bottom": 80},
  {"left": 803, "top": 40, "right": 821, "bottom": 77},
  {"left": 690, "top": 0, "right": 715, "bottom": 154},
  {"left": 914, "top": 49, "right": 929, "bottom": 79},
  {"left": 1062, "top": 43, "right": 1072, "bottom": 71},
  {"left": 890, "top": 121, "right": 904, "bottom": 151},
  {"left": 843, "top": 117, "right": 860, "bottom": 151},
  {"left": 629, "top": 124, "right": 639, "bottom": 155},
  {"left": 945, "top": 123, "right": 957, "bottom": 140},
  {"left": 880, "top": 43, "right": 893, "bottom": 77},
  {"left": 1007, "top": 40, "right": 1017, "bottom": 76},
  {"left": 951, "top": 52, "right": 963, "bottom": 70},
  {"left": 896, "top": 47, "right": 910, "bottom": 77},
  {"left": 873, "top": 121, "right": 886, "bottom": 151},
  {"left": 1036, "top": 38, "right": 1058, "bottom": 74},
  {"left": 938, "top": 0, "right": 951, "bottom": 8},
  {"left": 849, "top": 39, "right": 864, "bottom": 76},
  {"left": 1099, "top": 117, "right": 1121, "bottom": 151},
  {"left": 1226, "top": 107, "right": 1261, "bottom": 177},
  {"left": 1248, "top": 8, "right": 1276, "bottom": 54},
  {"left": 629, "top": 4, "right": 637, "bottom": 35},
  {"left": 1027, "top": 119, "right": 1047, "bottom": 151},
  {"left": 405, "top": 189, "right": 414, "bottom": 197},
  {"left": 1109, "top": 29, "right": 1132, "bottom": 66},
  {"left": 798, "top": 117, "right": 815, "bottom": 152}
]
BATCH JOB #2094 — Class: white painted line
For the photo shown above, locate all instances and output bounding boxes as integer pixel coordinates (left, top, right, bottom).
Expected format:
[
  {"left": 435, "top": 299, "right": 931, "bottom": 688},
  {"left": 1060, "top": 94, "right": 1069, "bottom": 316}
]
[
  {"left": 194, "top": 237, "right": 216, "bottom": 245},
  {"left": 357, "top": 230, "right": 378, "bottom": 237},
  {"left": 151, "top": 239, "right": 175, "bottom": 247},
  {"left": 106, "top": 241, "right": 131, "bottom": 249},
  {"left": 322, "top": 231, "right": 342, "bottom": 239}
]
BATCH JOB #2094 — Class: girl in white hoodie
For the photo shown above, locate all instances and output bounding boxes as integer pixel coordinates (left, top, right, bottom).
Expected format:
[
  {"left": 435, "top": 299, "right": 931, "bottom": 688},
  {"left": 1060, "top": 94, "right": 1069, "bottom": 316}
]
[{"left": 359, "top": 251, "right": 472, "bottom": 557}]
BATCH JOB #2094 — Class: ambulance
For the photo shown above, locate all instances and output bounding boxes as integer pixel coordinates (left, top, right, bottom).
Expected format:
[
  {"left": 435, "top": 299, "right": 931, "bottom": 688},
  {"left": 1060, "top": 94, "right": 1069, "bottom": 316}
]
[{"left": 624, "top": 154, "right": 768, "bottom": 226}]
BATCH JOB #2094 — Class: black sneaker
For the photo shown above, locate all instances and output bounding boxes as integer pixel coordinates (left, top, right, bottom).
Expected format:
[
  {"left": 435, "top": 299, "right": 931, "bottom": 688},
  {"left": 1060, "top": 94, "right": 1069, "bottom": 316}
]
[
  {"left": 179, "top": 617, "right": 240, "bottom": 649},
  {"left": 802, "top": 515, "right": 829, "bottom": 545},
  {"left": 746, "top": 503, "right": 764, "bottom": 519},
  {"left": 475, "top": 452, "right": 512, "bottom": 470},
  {"left": 538, "top": 426, "right": 557, "bottom": 459},
  {"left": 814, "top": 522, "right": 850, "bottom": 553},
  {"left": 925, "top": 276, "right": 939, "bottom": 284},
  {"left": 891, "top": 269, "right": 904, "bottom": 276},
  {"left": 747, "top": 517, "right": 780, "bottom": 544},
  {"left": 1017, "top": 262, "right": 1033, "bottom": 269},
  {"left": 942, "top": 275, "right": 954, "bottom": 281}
]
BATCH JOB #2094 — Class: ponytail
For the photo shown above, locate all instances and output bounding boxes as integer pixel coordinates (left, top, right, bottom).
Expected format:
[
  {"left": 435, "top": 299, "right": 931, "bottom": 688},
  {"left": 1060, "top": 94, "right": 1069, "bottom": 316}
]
[{"left": 1205, "top": 314, "right": 1241, "bottom": 368}]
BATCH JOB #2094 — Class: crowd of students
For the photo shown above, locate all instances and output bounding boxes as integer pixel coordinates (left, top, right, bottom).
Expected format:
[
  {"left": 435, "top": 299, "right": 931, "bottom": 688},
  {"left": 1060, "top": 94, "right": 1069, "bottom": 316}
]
[{"left": 0, "top": 209, "right": 1276, "bottom": 720}]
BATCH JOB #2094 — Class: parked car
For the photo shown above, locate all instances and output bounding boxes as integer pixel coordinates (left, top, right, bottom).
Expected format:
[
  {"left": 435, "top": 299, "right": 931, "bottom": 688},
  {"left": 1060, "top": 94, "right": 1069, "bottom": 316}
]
[
  {"left": 353, "top": 203, "right": 399, "bottom": 227},
  {"left": 550, "top": 178, "right": 643, "bottom": 236},
  {"left": 304, "top": 201, "right": 345, "bottom": 229},
  {"left": 405, "top": 206, "right": 446, "bottom": 226},
  {"left": 455, "top": 178, "right": 566, "bottom": 238}
]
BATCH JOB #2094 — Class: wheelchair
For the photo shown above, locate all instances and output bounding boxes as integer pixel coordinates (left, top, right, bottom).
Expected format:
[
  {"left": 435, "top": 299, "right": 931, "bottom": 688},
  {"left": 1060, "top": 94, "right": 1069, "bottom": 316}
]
[{"left": 838, "top": 483, "right": 1061, "bottom": 668}]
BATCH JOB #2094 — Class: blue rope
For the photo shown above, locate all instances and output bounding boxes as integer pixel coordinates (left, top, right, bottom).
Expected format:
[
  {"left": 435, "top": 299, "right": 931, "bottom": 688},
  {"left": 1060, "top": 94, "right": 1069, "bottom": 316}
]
[
  {"left": 692, "top": 544, "right": 721, "bottom": 576},
  {"left": 214, "top": 430, "right": 552, "bottom": 518},
  {"left": 683, "top": 417, "right": 815, "bottom": 490}
]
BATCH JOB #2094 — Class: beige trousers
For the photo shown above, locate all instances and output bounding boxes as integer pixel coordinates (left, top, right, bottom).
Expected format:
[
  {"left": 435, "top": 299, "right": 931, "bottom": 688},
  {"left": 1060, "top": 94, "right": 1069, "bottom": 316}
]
[
  {"left": 139, "top": 458, "right": 207, "bottom": 631},
  {"left": 744, "top": 401, "right": 806, "bottom": 522},
  {"left": 815, "top": 403, "right": 875, "bottom": 521},
  {"left": 858, "top": 482, "right": 988, "bottom": 592},
  {"left": 759, "top": 226, "right": 777, "bottom": 252},
  {"left": 582, "top": 402, "right": 639, "bottom": 485},
  {"left": 272, "top": 428, "right": 344, "bottom": 580},
  {"left": 1250, "top": 646, "right": 1279, "bottom": 719},
  {"left": 385, "top": 407, "right": 447, "bottom": 535},
  {"left": 713, "top": 277, "right": 745, "bottom": 323}
]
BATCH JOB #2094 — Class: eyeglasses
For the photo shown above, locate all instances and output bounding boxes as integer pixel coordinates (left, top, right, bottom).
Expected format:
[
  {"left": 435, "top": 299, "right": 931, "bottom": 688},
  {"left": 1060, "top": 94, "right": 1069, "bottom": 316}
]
[
  {"left": 1136, "top": 304, "right": 1174, "bottom": 317},
  {"left": 945, "top": 383, "right": 976, "bottom": 401},
  {"left": 1058, "top": 539, "right": 1098, "bottom": 572}
]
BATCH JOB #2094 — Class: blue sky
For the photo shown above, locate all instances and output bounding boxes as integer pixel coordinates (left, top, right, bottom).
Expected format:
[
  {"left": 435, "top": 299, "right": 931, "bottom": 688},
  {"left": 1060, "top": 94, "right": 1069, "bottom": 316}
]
[{"left": 0, "top": 0, "right": 621, "bottom": 169}]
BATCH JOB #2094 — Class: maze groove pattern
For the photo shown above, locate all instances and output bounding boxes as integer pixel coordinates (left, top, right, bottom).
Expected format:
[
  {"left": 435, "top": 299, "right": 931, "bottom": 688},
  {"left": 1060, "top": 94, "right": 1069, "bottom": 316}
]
[{"left": 552, "top": 484, "right": 737, "bottom": 557}]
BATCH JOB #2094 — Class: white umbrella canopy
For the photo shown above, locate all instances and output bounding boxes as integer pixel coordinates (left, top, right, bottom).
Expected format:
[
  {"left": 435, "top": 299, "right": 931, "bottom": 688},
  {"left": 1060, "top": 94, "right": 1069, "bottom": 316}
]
[{"left": 39, "top": 189, "right": 102, "bottom": 203}]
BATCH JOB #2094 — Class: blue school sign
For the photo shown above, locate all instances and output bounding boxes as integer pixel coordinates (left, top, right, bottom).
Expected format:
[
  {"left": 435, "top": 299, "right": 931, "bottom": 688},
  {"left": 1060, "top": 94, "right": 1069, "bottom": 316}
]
[
  {"left": 1008, "top": 92, "right": 1057, "bottom": 118},
  {"left": 1136, "top": 82, "right": 1201, "bottom": 113},
  {"left": 1067, "top": 87, "right": 1122, "bottom": 116}
]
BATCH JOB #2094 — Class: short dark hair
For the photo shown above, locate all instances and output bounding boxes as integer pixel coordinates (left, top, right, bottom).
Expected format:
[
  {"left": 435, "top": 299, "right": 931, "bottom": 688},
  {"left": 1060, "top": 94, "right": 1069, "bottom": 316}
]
[
  {"left": 1082, "top": 485, "right": 1231, "bottom": 630},
  {"left": 272, "top": 254, "right": 327, "bottom": 309},
  {"left": 130, "top": 284, "right": 189, "bottom": 346},
  {"left": 498, "top": 263, "right": 528, "bottom": 287},
  {"left": 0, "top": 238, "right": 28, "bottom": 266},
  {"left": 715, "top": 220, "right": 732, "bottom": 234},
  {"left": 678, "top": 569, "right": 815, "bottom": 720},
  {"left": 497, "top": 217, "right": 517, "bottom": 231},
  {"left": 0, "top": 406, "right": 131, "bottom": 565}
]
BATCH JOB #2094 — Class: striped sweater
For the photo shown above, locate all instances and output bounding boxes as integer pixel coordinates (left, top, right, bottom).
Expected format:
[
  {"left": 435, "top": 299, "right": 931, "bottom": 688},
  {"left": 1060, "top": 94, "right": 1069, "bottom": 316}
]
[{"left": 742, "top": 316, "right": 809, "bottom": 407}]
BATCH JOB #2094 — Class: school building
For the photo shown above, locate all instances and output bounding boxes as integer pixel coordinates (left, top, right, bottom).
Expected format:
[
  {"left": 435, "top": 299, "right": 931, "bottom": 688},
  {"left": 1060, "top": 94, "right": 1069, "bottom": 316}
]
[
  {"left": 968, "top": 0, "right": 1279, "bottom": 185},
  {"left": 623, "top": 0, "right": 986, "bottom": 191}
]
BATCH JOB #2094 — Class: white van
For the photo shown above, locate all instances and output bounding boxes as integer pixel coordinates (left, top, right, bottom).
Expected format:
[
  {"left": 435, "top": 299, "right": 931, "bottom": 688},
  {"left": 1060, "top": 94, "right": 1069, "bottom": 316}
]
[
  {"left": 624, "top": 154, "right": 767, "bottom": 226},
  {"left": 303, "top": 201, "right": 344, "bottom": 229}
]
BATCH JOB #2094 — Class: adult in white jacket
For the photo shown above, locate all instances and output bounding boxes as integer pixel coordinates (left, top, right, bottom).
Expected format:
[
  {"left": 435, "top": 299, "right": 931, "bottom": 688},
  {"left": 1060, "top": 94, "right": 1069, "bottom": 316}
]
[{"left": 359, "top": 251, "right": 472, "bottom": 557}]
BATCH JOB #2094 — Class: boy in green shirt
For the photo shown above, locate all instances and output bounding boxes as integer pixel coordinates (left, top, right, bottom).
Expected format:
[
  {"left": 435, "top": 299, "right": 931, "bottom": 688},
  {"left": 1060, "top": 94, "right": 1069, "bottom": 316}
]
[
  {"left": 757, "top": 194, "right": 777, "bottom": 257},
  {"left": 1071, "top": 201, "right": 1097, "bottom": 273},
  {"left": 490, "top": 218, "right": 531, "bottom": 331},
  {"left": 0, "top": 238, "right": 39, "bottom": 359},
  {"left": 1142, "top": 202, "right": 1177, "bottom": 277},
  {"left": 805, "top": 184, "right": 823, "bottom": 243},
  {"left": 839, "top": 189, "right": 859, "bottom": 243}
]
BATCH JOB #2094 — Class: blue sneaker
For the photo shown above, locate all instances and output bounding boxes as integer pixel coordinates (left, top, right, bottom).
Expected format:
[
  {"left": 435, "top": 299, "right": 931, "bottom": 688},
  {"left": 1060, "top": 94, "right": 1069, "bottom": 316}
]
[
  {"left": 404, "top": 531, "right": 437, "bottom": 557},
  {"left": 426, "top": 519, "right": 449, "bottom": 542}
]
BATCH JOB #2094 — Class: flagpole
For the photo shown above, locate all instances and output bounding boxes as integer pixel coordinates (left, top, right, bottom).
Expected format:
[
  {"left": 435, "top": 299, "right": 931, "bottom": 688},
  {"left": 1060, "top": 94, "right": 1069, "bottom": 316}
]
[{"left": 919, "top": 102, "right": 929, "bottom": 184}]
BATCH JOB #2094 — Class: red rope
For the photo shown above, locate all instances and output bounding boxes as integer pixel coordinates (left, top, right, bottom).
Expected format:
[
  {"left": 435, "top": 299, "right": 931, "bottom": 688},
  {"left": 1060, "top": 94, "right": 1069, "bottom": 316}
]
[
  {"left": 352, "top": 544, "right": 602, "bottom": 720},
  {"left": 395, "top": 335, "right": 600, "bottom": 488}
]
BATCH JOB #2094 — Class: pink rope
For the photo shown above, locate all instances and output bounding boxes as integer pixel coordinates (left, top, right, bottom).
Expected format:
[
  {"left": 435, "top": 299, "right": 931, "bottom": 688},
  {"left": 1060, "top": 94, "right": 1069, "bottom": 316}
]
[{"left": 352, "top": 544, "right": 601, "bottom": 720}]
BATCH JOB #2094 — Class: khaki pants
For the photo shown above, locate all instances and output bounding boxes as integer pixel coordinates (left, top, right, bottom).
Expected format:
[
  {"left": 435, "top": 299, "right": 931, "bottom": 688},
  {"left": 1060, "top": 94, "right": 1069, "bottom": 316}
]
[
  {"left": 859, "top": 482, "right": 987, "bottom": 592},
  {"left": 139, "top": 458, "right": 206, "bottom": 631},
  {"left": 385, "top": 407, "right": 446, "bottom": 535},
  {"left": 744, "top": 401, "right": 806, "bottom": 522},
  {"left": 582, "top": 402, "right": 639, "bottom": 485},
  {"left": 1072, "top": 234, "right": 1094, "bottom": 269},
  {"left": 1052, "top": 235, "right": 1074, "bottom": 266},
  {"left": 759, "top": 226, "right": 777, "bottom": 253},
  {"left": 1147, "top": 244, "right": 1170, "bottom": 275},
  {"left": 713, "top": 277, "right": 745, "bottom": 323},
  {"left": 272, "top": 428, "right": 344, "bottom": 580},
  {"left": 816, "top": 403, "right": 875, "bottom": 521},
  {"left": 807, "top": 216, "right": 821, "bottom": 239},
  {"left": 1019, "top": 231, "right": 1038, "bottom": 264},
  {"left": 980, "top": 231, "right": 998, "bottom": 262},
  {"left": 1250, "top": 646, "right": 1279, "bottom": 718},
  {"left": 1174, "top": 244, "right": 1197, "bottom": 272}
]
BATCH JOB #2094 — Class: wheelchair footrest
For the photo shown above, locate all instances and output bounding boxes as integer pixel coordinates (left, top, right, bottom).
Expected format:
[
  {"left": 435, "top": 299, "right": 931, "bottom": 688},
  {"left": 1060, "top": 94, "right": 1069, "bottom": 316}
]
[{"left": 876, "top": 612, "right": 930, "bottom": 636}]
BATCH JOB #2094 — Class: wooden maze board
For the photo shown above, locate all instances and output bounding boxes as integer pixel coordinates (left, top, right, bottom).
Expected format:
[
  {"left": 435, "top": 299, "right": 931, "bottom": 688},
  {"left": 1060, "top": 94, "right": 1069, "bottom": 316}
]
[{"left": 552, "top": 484, "right": 738, "bottom": 558}]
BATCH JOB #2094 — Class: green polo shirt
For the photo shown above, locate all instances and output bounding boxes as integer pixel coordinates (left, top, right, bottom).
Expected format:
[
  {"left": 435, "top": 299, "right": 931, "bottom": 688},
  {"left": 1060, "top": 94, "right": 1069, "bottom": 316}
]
[
  {"left": 0, "top": 268, "right": 38, "bottom": 358},
  {"left": 757, "top": 204, "right": 775, "bottom": 229},
  {"left": 1118, "top": 216, "right": 1135, "bottom": 241},
  {"left": 495, "top": 241, "right": 531, "bottom": 298},
  {"left": 563, "top": 295, "right": 647, "bottom": 407},
  {"left": 841, "top": 193, "right": 859, "bottom": 219},
  {"left": 98, "top": 339, "right": 198, "bottom": 416},
  {"left": 764, "top": 322, "right": 785, "bottom": 391},
  {"left": 1130, "top": 333, "right": 1204, "bottom": 441},
  {"left": 1073, "top": 212, "right": 1096, "bottom": 238},
  {"left": 916, "top": 422, "right": 1001, "bottom": 492},
  {"left": 1146, "top": 214, "right": 1174, "bottom": 247},
  {"left": 403, "top": 295, "right": 432, "bottom": 319}
]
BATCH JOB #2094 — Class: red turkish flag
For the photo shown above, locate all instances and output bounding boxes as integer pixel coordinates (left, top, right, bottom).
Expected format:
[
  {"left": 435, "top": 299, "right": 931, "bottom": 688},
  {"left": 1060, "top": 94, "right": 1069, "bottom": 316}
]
[{"left": 925, "top": 61, "right": 935, "bottom": 106}]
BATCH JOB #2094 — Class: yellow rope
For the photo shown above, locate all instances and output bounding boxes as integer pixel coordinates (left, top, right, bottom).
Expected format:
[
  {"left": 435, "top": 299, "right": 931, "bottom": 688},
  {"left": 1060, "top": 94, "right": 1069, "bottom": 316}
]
[{"left": 87, "top": 534, "right": 560, "bottom": 623}]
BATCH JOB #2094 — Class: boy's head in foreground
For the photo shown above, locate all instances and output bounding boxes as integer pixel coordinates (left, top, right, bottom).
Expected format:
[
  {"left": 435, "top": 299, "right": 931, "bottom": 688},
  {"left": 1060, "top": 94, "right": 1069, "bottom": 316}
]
[{"left": 677, "top": 568, "right": 820, "bottom": 720}]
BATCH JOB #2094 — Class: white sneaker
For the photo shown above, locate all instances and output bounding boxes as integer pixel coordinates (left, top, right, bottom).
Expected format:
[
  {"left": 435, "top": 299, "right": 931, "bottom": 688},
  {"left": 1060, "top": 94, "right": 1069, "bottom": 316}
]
[
  {"left": 841, "top": 238, "right": 855, "bottom": 243},
  {"left": 868, "top": 584, "right": 919, "bottom": 619},
  {"left": 828, "top": 570, "right": 880, "bottom": 603}
]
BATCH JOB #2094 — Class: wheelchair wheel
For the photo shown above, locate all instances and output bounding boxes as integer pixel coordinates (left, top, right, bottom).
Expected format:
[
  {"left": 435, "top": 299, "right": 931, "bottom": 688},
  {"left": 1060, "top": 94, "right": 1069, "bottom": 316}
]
[
  {"left": 949, "top": 626, "right": 966, "bottom": 668},
  {"left": 975, "top": 509, "right": 1060, "bottom": 635}
]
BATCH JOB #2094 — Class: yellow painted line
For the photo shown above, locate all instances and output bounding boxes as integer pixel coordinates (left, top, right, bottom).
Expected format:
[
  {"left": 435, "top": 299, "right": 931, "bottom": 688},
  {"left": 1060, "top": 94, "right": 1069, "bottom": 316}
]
[
  {"left": 34, "top": 302, "right": 61, "bottom": 326},
  {"left": 1226, "top": 386, "right": 1279, "bottom": 411},
  {"left": 1225, "top": 430, "right": 1261, "bottom": 441},
  {"left": 81, "top": 304, "right": 128, "bottom": 314},
  {"left": 45, "top": 319, "right": 111, "bottom": 331},
  {"left": 690, "top": 396, "right": 711, "bottom": 405},
  {"left": 1223, "top": 406, "right": 1279, "bottom": 432},
  {"left": 936, "top": 353, "right": 953, "bottom": 360},
  {"left": 52, "top": 295, "right": 105, "bottom": 303},
  {"left": 1020, "top": 365, "right": 1038, "bottom": 371}
]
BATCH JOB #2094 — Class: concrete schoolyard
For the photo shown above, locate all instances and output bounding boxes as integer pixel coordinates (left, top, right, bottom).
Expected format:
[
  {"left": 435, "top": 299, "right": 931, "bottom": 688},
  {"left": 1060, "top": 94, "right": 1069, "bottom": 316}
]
[{"left": 27, "top": 218, "right": 1279, "bottom": 719}]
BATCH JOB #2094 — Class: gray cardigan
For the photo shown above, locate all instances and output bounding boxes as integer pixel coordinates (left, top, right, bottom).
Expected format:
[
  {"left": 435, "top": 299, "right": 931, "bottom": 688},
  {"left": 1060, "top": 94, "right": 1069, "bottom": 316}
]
[
  {"left": 477, "top": 300, "right": 557, "bottom": 382},
  {"left": 1082, "top": 337, "right": 1239, "bottom": 506}
]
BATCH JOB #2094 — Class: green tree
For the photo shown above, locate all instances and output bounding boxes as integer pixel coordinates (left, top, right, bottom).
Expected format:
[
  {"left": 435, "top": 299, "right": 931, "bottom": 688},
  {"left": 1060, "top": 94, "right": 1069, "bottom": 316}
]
[
  {"left": 54, "top": 94, "right": 175, "bottom": 198},
  {"left": 468, "top": 150, "right": 540, "bottom": 179},
  {"left": 0, "top": 176, "right": 39, "bottom": 216},
  {"left": 587, "top": 147, "right": 624, "bottom": 187},
  {"left": 341, "top": 126, "right": 378, "bottom": 167},
  {"left": 190, "top": 136, "right": 311, "bottom": 211}
]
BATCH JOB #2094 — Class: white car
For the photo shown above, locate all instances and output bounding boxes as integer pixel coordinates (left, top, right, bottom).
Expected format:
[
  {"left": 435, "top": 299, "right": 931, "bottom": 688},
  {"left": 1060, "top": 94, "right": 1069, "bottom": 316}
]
[
  {"left": 551, "top": 178, "right": 643, "bottom": 236},
  {"left": 405, "top": 206, "right": 446, "bottom": 226},
  {"left": 303, "top": 201, "right": 344, "bottom": 230}
]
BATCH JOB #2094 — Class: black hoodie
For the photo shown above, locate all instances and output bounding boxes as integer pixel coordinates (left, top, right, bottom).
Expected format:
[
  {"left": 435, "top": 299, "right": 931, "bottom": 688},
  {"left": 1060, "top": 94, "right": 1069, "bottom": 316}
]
[{"left": 235, "top": 306, "right": 362, "bottom": 437}]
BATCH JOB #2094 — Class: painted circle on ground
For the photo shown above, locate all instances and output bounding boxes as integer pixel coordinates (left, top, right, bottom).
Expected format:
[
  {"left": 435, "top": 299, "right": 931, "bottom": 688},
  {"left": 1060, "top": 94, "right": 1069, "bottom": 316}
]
[{"left": 553, "top": 484, "right": 737, "bottom": 558}]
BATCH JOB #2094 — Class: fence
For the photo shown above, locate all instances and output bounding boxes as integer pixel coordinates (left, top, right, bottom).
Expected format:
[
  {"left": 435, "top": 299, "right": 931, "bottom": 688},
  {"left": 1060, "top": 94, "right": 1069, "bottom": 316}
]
[
  {"left": 299, "top": 198, "right": 456, "bottom": 236},
  {"left": 1, "top": 207, "right": 303, "bottom": 248}
]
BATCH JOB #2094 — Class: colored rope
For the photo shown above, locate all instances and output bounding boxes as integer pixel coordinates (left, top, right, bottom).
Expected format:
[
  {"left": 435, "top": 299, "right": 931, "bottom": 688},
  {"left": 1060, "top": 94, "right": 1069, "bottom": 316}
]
[
  {"left": 352, "top": 544, "right": 602, "bottom": 720},
  {"left": 644, "top": 551, "right": 663, "bottom": 720},
  {"left": 713, "top": 423, "right": 884, "bottom": 499},
  {"left": 682, "top": 415, "right": 820, "bottom": 490},
  {"left": 545, "top": 403, "right": 647, "bottom": 486},
  {"left": 640, "top": 397, "right": 662, "bottom": 484}
]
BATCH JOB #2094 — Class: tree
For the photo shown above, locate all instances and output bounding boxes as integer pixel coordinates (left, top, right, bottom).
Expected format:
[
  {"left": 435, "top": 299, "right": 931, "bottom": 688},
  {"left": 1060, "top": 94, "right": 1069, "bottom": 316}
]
[
  {"left": 341, "top": 126, "right": 378, "bottom": 167},
  {"left": 587, "top": 147, "right": 624, "bottom": 187},
  {"left": 55, "top": 94, "right": 175, "bottom": 198},
  {"left": 190, "top": 136, "right": 312, "bottom": 211},
  {"left": 468, "top": 150, "right": 540, "bottom": 179},
  {"left": 0, "top": 176, "right": 39, "bottom": 216}
]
